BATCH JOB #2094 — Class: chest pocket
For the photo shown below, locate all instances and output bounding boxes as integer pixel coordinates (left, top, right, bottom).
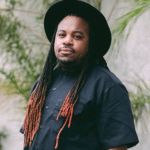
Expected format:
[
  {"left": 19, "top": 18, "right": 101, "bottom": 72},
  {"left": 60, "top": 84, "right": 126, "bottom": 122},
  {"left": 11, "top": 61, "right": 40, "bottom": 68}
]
[
  {"left": 73, "top": 103, "right": 84, "bottom": 115},
  {"left": 54, "top": 103, "right": 85, "bottom": 133},
  {"left": 54, "top": 102, "right": 84, "bottom": 116},
  {"left": 54, "top": 101, "right": 96, "bottom": 135}
]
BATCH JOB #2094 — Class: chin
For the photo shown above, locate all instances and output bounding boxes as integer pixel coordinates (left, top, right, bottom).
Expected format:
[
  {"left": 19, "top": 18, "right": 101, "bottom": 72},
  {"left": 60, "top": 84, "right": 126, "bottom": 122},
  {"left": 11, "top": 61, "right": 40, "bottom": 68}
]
[{"left": 57, "top": 58, "right": 77, "bottom": 65}]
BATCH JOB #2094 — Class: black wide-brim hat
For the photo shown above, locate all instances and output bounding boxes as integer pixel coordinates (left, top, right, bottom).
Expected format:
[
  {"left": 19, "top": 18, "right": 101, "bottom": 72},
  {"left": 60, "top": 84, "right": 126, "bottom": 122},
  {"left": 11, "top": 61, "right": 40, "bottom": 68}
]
[{"left": 44, "top": 0, "right": 111, "bottom": 57}]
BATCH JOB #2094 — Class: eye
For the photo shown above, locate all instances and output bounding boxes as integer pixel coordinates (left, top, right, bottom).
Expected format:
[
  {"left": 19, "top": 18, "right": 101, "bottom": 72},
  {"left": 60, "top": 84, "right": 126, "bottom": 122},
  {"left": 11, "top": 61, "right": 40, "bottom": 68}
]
[
  {"left": 74, "top": 35, "right": 82, "bottom": 39},
  {"left": 58, "top": 33, "right": 65, "bottom": 37}
]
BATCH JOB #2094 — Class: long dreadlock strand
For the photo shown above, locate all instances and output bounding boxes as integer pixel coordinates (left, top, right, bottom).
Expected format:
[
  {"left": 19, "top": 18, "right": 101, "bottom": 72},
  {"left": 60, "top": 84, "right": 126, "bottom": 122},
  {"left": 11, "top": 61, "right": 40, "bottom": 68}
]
[
  {"left": 55, "top": 56, "right": 89, "bottom": 149},
  {"left": 23, "top": 28, "right": 57, "bottom": 148}
]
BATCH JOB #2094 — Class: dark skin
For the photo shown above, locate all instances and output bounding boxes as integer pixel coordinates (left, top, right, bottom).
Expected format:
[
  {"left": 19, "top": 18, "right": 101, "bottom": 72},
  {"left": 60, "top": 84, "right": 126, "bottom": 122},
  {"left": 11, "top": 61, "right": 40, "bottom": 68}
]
[
  {"left": 54, "top": 16, "right": 89, "bottom": 72},
  {"left": 54, "top": 15, "right": 127, "bottom": 150}
]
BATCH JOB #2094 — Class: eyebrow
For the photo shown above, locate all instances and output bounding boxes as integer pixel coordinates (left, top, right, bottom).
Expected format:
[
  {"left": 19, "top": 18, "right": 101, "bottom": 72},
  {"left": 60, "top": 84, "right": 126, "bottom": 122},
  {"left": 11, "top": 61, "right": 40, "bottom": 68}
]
[
  {"left": 58, "top": 30, "right": 84, "bottom": 35},
  {"left": 73, "top": 31, "right": 83, "bottom": 35},
  {"left": 58, "top": 30, "right": 65, "bottom": 32}
]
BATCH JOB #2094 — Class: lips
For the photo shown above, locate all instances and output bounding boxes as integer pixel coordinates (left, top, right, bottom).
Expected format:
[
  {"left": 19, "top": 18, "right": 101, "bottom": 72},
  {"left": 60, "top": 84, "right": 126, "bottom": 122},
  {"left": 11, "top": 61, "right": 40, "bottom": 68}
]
[
  {"left": 61, "top": 49, "right": 72, "bottom": 52},
  {"left": 58, "top": 47, "right": 75, "bottom": 54},
  {"left": 60, "top": 50, "right": 73, "bottom": 55}
]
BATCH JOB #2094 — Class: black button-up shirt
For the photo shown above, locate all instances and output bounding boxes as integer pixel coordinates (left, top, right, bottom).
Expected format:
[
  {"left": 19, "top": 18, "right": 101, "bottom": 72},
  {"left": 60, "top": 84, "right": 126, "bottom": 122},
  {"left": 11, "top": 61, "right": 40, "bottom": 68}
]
[{"left": 20, "top": 64, "right": 139, "bottom": 150}]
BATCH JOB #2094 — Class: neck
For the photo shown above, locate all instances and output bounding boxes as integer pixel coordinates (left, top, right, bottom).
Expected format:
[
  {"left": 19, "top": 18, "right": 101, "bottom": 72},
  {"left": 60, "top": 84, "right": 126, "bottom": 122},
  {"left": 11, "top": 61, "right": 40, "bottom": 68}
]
[
  {"left": 59, "top": 61, "right": 84, "bottom": 73},
  {"left": 57, "top": 53, "right": 89, "bottom": 73}
]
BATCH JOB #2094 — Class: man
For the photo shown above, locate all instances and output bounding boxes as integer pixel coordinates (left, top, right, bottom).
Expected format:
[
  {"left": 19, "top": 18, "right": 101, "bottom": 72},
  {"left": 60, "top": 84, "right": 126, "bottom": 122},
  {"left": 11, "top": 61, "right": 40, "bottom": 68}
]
[{"left": 20, "top": 0, "right": 139, "bottom": 150}]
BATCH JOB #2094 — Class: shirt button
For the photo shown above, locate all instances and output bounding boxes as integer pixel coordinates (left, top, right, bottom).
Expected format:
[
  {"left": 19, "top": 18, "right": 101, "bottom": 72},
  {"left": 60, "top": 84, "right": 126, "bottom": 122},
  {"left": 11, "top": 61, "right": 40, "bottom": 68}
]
[
  {"left": 35, "top": 146, "right": 38, "bottom": 150},
  {"left": 40, "top": 125, "right": 43, "bottom": 129},
  {"left": 53, "top": 88, "right": 56, "bottom": 90},
  {"left": 46, "top": 106, "right": 48, "bottom": 109}
]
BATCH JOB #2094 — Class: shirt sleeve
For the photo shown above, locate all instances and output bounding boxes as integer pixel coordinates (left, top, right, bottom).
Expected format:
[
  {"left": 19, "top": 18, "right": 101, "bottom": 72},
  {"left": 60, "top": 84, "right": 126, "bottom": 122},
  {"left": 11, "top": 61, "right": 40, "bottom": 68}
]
[
  {"left": 96, "top": 83, "right": 139, "bottom": 149},
  {"left": 19, "top": 77, "right": 40, "bottom": 134}
]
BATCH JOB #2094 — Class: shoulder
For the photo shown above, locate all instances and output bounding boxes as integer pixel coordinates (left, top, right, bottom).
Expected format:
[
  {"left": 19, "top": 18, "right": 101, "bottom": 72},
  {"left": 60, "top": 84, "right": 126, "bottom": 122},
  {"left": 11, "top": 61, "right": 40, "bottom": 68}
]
[
  {"left": 81, "top": 64, "right": 129, "bottom": 105},
  {"left": 30, "top": 77, "right": 40, "bottom": 95},
  {"left": 87, "top": 64, "right": 125, "bottom": 90}
]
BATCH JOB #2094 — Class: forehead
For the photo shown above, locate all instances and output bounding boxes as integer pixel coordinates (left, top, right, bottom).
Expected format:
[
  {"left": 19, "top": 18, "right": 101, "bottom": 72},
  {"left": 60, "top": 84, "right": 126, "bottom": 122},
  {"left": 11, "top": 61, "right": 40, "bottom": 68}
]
[{"left": 57, "top": 15, "right": 89, "bottom": 33}]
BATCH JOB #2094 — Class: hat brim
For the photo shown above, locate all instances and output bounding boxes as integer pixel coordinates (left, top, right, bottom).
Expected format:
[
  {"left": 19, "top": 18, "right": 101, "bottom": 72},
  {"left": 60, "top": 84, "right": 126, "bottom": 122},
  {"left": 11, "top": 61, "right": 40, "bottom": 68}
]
[{"left": 44, "top": 0, "right": 111, "bottom": 57}]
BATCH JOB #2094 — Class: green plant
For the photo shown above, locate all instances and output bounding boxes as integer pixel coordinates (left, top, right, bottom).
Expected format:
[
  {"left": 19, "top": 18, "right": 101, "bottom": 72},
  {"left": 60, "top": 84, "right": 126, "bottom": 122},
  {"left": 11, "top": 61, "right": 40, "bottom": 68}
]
[
  {"left": 0, "top": 0, "right": 51, "bottom": 101},
  {"left": 127, "top": 76, "right": 150, "bottom": 127},
  {"left": 111, "top": 0, "right": 150, "bottom": 52}
]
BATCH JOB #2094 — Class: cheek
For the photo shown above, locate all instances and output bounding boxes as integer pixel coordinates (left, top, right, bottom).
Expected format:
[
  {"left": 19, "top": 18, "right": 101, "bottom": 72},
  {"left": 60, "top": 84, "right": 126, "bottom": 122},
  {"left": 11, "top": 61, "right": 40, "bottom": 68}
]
[
  {"left": 54, "top": 40, "right": 59, "bottom": 54},
  {"left": 79, "top": 41, "right": 89, "bottom": 55}
]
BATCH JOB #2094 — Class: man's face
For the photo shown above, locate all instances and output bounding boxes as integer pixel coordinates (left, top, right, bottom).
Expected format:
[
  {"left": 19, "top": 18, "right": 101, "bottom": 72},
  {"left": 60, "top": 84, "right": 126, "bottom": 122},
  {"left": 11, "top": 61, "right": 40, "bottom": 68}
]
[{"left": 54, "top": 15, "right": 89, "bottom": 65}]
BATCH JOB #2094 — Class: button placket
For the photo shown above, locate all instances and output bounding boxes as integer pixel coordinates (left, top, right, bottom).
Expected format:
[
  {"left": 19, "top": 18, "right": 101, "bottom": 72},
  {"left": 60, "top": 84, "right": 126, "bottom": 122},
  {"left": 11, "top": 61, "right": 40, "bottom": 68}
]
[{"left": 55, "top": 99, "right": 62, "bottom": 109}]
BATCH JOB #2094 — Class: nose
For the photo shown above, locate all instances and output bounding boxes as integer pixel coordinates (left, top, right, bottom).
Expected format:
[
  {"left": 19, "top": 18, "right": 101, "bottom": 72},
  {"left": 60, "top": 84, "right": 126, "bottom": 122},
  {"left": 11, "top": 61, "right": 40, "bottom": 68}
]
[{"left": 63, "top": 35, "right": 73, "bottom": 45}]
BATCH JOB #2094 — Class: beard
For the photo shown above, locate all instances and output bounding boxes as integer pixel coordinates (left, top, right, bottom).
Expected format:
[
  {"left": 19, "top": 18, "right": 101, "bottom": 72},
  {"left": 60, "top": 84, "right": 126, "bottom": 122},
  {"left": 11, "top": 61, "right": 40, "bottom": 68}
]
[
  {"left": 56, "top": 55, "right": 88, "bottom": 73},
  {"left": 57, "top": 57, "right": 77, "bottom": 66}
]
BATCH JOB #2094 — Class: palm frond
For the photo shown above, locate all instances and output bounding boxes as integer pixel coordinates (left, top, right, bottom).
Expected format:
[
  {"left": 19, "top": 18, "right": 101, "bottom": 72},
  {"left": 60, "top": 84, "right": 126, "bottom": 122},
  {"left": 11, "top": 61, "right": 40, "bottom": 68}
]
[
  {"left": 94, "top": 0, "right": 101, "bottom": 10},
  {"left": 126, "top": 77, "right": 150, "bottom": 129},
  {"left": 111, "top": 1, "right": 150, "bottom": 53}
]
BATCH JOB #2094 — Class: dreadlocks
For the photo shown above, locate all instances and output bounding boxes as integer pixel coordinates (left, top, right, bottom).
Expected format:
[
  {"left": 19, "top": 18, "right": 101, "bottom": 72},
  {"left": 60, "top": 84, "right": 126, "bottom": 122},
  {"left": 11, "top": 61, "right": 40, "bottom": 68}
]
[
  {"left": 22, "top": 28, "right": 57, "bottom": 148},
  {"left": 22, "top": 14, "right": 108, "bottom": 149}
]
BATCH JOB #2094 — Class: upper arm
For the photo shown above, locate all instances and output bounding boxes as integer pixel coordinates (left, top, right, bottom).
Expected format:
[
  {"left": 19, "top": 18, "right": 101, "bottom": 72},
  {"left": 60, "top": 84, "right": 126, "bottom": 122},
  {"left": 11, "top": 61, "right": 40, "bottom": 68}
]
[{"left": 96, "top": 83, "right": 139, "bottom": 149}]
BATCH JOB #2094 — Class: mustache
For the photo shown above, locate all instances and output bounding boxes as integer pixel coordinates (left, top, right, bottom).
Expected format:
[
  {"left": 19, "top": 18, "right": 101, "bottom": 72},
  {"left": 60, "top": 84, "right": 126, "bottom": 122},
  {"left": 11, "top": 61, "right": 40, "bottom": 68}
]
[{"left": 58, "top": 46, "right": 75, "bottom": 53}]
